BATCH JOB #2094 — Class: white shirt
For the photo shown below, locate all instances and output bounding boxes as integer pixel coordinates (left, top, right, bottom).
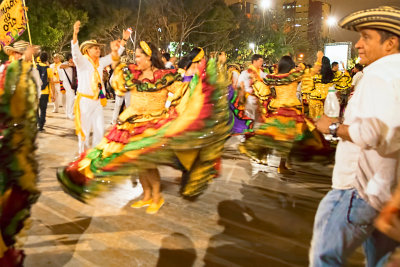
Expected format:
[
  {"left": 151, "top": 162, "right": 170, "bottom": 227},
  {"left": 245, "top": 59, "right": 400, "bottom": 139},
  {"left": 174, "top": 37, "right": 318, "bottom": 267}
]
[
  {"left": 238, "top": 68, "right": 266, "bottom": 94},
  {"left": 71, "top": 40, "right": 124, "bottom": 96},
  {"left": 351, "top": 71, "right": 363, "bottom": 88},
  {"left": 50, "top": 62, "right": 61, "bottom": 82},
  {"left": 332, "top": 53, "right": 400, "bottom": 210},
  {"left": 58, "top": 61, "right": 74, "bottom": 91},
  {"left": 165, "top": 61, "right": 174, "bottom": 69}
]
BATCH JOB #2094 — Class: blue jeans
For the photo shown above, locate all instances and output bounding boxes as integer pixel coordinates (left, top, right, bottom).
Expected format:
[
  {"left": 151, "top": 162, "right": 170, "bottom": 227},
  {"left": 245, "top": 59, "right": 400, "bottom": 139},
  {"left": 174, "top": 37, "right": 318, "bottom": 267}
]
[{"left": 309, "top": 189, "right": 399, "bottom": 267}]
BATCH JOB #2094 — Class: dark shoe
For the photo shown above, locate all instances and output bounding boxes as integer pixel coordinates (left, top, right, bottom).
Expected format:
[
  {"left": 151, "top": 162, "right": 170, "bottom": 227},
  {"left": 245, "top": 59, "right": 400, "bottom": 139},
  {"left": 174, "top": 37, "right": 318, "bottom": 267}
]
[
  {"left": 277, "top": 166, "right": 295, "bottom": 175},
  {"left": 38, "top": 127, "right": 44, "bottom": 132}
]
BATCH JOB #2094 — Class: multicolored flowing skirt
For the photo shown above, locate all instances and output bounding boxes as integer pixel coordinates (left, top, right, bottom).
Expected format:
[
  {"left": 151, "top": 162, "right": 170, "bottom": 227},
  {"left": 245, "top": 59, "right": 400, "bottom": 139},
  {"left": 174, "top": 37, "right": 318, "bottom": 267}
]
[
  {"left": 228, "top": 85, "right": 253, "bottom": 135},
  {"left": 239, "top": 107, "right": 327, "bottom": 161},
  {"left": 0, "top": 61, "right": 40, "bottom": 266},
  {"left": 57, "top": 60, "right": 232, "bottom": 202}
]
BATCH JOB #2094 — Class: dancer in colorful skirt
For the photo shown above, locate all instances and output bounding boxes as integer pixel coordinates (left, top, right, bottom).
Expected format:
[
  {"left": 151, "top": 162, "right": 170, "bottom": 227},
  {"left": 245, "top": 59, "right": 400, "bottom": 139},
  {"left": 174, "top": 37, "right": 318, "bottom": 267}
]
[
  {"left": 0, "top": 45, "right": 41, "bottom": 266},
  {"left": 57, "top": 44, "right": 231, "bottom": 214},
  {"left": 240, "top": 55, "right": 326, "bottom": 174},
  {"left": 227, "top": 63, "right": 253, "bottom": 135}
]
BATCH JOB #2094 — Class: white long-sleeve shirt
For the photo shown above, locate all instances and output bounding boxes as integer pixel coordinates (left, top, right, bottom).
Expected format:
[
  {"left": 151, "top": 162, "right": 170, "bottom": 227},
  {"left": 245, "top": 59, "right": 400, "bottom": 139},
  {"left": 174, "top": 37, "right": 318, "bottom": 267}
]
[
  {"left": 71, "top": 40, "right": 124, "bottom": 96},
  {"left": 332, "top": 53, "right": 400, "bottom": 210},
  {"left": 58, "top": 61, "right": 73, "bottom": 91}
]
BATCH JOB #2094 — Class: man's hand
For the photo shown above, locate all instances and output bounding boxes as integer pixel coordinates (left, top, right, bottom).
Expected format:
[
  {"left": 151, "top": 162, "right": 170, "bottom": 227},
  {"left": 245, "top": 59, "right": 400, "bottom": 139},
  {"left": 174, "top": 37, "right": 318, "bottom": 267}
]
[
  {"left": 375, "top": 202, "right": 400, "bottom": 242},
  {"left": 316, "top": 115, "right": 339, "bottom": 134},
  {"left": 122, "top": 28, "right": 132, "bottom": 41},
  {"left": 51, "top": 95, "right": 56, "bottom": 102},
  {"left": 73, "top": 21, "right": 81, "bottom": 35},
  {"left": 73, "top": 21, "right": 80, "bottom": 44},
  {"left": 317, "top": 51, "right": 324, "bottom": 61},
  {"left": 110, "top": 40, "right": 121, "bottom": 53}
]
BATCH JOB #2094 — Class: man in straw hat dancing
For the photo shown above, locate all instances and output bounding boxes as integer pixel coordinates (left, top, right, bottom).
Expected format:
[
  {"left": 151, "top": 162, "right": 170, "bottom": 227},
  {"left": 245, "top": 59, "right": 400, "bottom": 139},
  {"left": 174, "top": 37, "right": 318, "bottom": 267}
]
[
  {"left": 71, "top": 20, "right": 130, "bottom": 153},
  {"left": 311, "top": 6, "right": 400, "bottom": 266}
]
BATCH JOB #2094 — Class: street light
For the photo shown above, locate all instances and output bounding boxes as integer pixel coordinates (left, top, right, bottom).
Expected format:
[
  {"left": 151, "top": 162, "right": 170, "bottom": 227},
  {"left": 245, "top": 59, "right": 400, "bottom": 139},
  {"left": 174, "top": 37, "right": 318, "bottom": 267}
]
[
  {"left": 327, "top": 16, "right": 337, "bottom": 27},
  {"left": 326, "top": 16, "right": 337, "bottom": 42},
  {"left": 260, "top": 0, "right": 271, "bottom": 10},
  {"left": 260, "top": 0, "right": 271, "bottom": 27},
  {"left": 249, "top": 43, "right": 255, "bottom": 53}
]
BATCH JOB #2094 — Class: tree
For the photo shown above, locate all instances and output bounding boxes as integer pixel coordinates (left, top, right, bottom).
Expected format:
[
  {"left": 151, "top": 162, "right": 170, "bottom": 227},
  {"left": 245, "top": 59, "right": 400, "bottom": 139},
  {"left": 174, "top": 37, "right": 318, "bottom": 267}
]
[{"left": 24, "top": 0, "right": 88, "bottom": 52}]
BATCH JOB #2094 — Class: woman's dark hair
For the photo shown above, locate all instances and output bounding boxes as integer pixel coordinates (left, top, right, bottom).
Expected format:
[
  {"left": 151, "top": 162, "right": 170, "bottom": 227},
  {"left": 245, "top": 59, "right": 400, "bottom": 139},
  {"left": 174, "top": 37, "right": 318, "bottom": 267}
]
[
  {"left": 321, "top": 56, "right": 334, "bottom": 83},
  {"left": 137, "top": 42, "right": 165, "bottom": 69},
  {"left": 177, "top": 56, "right": 190, "bottom": 70},
  {"left": 277, "top": 55, "right": 295, "bottom": 74},
  {"left": 178, "top": 47, "right": 202, "bottom": 70}
]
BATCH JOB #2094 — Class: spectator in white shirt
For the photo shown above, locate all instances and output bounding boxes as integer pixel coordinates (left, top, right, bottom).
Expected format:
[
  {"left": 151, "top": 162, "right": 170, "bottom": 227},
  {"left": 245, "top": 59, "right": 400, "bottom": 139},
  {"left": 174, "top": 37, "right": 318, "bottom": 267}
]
[
  {"left": 310, "top": 6, "right": 400, "bottom": 266},
  {"left": 351, "top": 63, "right": 364, "bottom": 92},
  {"left": 59, "top": 53, "right": 77, "bottom": 120}
]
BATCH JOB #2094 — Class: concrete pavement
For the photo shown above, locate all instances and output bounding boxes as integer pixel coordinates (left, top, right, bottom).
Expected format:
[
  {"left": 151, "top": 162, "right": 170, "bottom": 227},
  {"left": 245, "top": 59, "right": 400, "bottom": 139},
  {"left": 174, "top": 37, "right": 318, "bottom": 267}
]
[{"left": 23, "top": 102, "right": 364, "bottom": 266}]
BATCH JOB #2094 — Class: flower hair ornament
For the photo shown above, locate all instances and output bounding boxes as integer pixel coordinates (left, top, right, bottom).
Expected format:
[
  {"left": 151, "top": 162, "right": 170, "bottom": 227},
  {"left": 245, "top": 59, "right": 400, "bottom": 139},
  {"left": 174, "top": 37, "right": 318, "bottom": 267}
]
[{"left": 140, "top": 41, "right": 152, "bottom": 57}]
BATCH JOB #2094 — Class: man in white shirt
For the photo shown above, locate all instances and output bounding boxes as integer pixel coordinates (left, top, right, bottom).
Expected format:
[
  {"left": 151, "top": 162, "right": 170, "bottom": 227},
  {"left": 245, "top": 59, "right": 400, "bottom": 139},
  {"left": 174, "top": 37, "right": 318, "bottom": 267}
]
[
  {"left": 72, "top": 20, "right": 128, "bottom": 153},
  {"left": 238, "top": 54, "right": 266, "bottom": 120},
  {"left": 351, "top": 63, "right": 364, "bottom": 92},
  {"left": 310, "top": 6, "right": 400, "bottom": 266}
]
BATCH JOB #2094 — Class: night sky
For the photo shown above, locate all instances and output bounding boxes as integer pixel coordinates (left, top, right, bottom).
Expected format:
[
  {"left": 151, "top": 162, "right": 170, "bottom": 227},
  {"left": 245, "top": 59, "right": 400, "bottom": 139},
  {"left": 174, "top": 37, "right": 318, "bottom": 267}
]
[{"left": 328, "top": 0, "right": 400, "bottom": 44}]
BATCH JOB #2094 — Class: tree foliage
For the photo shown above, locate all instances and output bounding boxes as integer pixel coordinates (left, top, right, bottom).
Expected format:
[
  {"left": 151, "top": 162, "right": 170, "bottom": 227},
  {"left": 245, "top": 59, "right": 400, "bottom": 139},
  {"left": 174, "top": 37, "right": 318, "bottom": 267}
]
[{"left": 1, "top": 0, "right": 316, "bottom": 64}]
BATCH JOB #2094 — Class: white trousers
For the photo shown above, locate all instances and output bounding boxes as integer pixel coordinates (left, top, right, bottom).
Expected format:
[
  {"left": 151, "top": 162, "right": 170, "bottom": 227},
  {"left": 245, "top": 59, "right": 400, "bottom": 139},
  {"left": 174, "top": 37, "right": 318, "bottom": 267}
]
[
  {"left": 245, "top": 95, "right": 258, "bottom": 120},
  {"left": 77, "top": 97, "right": 104, "bottom": 154},
  {"left": 53, "top": 83, "right": 66, "bottom": 112},
  {"left": 65, "top": 88, "right": 75, "bottom": 119},
  {"left": 111, "top": 92, "right": 131, "bottom": 124}
]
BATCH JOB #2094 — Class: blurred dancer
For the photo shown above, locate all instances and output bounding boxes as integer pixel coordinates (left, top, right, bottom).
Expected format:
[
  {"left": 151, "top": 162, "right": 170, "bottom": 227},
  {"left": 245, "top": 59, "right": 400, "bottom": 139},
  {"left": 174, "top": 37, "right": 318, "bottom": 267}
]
[
  {"left": 240, "top": 54, "right": 326, "bottom": 175},
  {"left": 0, "top": 45, "right": 41, "bottom": 266},
  {"left": 57, "top": 45, "right": 231, "bottom": 214}
]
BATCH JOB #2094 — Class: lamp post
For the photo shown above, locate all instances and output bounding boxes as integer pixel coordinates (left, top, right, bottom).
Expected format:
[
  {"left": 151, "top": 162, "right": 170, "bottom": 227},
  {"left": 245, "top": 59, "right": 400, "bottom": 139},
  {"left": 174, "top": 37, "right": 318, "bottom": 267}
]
[
  {"left": 326, "top": 16, "right": 337, "bottom": 42},
  {"left": 249, "top": 42, "right": 255, "bottom": 54},
  {"left": 260, "top": 0, "right": 271, "bottom": 27}
]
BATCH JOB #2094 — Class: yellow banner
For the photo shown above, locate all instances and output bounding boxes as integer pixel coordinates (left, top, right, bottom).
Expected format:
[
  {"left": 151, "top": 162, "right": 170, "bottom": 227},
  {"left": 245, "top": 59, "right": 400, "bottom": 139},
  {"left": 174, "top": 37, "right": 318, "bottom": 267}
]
[{"left": 0, "top": 0, "right": 27, "bottom": 47}]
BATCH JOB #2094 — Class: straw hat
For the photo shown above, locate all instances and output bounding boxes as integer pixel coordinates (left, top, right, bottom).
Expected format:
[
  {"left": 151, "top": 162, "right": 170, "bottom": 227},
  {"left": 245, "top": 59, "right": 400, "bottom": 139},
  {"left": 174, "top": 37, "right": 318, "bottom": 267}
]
[
  {"left": 79, "top": 40, "right": 104, "bottom": 55},
  {"left": 339, "top": 6, "right": 400, "bottom": 36},
  {"left": 3, "top": 40, "right": 30, "bottom": 56},
  {"left": 53, "top": 53, "right": 64, "bottom": 61},
  {"left": 228, "top": 63, "right": 241, "bottom": 72}
]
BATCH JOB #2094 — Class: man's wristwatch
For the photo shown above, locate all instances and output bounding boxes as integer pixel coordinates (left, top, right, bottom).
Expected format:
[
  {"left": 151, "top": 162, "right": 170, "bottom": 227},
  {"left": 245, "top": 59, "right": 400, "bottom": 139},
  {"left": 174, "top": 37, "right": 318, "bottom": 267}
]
[{"left": 329, "top": 122, "right": 340, "bottom": 137}]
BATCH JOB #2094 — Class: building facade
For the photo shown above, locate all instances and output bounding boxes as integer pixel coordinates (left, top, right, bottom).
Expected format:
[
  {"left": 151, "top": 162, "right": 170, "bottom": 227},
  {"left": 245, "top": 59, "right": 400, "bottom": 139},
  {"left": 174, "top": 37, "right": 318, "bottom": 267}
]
[
  {"left": 280, "top": 0, "right": 331, "bottom": 42},
  {"left": 224, "top": 0, "right": 260, "bottom": 17}
]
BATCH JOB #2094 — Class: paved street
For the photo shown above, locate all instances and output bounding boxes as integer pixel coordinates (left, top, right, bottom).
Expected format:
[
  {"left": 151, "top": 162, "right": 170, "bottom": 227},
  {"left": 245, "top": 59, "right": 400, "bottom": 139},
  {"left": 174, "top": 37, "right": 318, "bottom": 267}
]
[{"left": 23, "top": 102, "right": 364, "bottom": 267}]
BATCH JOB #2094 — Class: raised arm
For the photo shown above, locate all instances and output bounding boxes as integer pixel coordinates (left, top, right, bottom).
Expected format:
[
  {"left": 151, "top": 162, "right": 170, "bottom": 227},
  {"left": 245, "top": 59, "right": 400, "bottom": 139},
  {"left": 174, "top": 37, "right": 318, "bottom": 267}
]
[
  {"left": 100, "top": 28, "right": 131, "bottom": 67},
  {"left": 71, "top": 21, "right": 85, "bottom": 66},
  {"left": 310, "top": 51, "right": 323, "bottom": 76}
]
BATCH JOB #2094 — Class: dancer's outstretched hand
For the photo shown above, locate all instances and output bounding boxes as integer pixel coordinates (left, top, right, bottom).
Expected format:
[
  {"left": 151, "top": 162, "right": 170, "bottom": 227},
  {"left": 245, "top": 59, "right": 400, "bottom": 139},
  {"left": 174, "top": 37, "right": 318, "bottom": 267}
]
[
  {"left": 123, "top": 28, "right": 132, "bottom": 41},
  {"left": 317, "top": 51, "right": 324, "bottom": 60},
  {"left": 110, "top": 40, "right": 121, "bottom": 53},
  {"left": 74, "top": 21, "right": 81, "bottom": 35}
]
